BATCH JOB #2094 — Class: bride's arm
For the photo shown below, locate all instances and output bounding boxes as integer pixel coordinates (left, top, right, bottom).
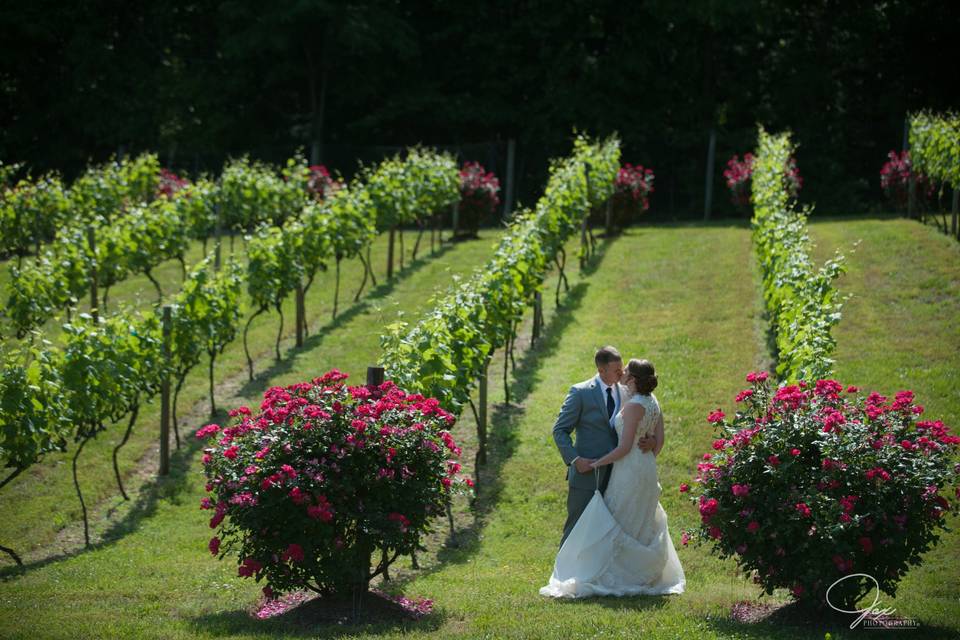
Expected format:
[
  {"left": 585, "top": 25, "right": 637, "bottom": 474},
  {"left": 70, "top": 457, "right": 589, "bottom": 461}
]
[
  {"left": 590, "top": 404, "right": 644, "bottom": 468},
  {"left": 652, "top": 412, "right": 664, "bottom": 456}
]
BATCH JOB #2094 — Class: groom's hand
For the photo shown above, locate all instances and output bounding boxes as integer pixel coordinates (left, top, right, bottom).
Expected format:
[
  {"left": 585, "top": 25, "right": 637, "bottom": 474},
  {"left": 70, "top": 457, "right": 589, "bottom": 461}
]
[
  {"left": 573, "top": 457, "right": 594, "bottom": 474},
  {"left": 637, "top": 436, "right": 656, "bottom": 452}
]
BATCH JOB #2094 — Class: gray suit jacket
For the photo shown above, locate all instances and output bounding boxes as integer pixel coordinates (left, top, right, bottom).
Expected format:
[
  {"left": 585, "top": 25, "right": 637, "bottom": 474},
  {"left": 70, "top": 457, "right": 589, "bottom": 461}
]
[{"left": 552, "top": 377, "right": 626, "bottom": 490}]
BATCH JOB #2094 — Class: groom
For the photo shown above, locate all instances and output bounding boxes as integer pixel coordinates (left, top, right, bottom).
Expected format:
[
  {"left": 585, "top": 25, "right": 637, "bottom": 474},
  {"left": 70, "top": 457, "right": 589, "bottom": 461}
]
[{"left": 552, "top": 345, "right": 656, "bottom": 546}]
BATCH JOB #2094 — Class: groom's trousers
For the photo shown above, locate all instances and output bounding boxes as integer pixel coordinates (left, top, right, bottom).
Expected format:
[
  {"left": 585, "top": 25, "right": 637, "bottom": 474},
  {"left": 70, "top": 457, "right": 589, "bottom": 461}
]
[{"left": 560, "top": 464, "right": 612, "bottom": 547}]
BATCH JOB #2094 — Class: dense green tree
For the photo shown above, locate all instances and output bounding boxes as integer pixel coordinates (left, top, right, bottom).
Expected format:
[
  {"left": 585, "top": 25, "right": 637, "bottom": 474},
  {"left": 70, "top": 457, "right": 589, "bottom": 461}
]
[{"left": 0, "top": 0, "right": 957, "bottom": 214}]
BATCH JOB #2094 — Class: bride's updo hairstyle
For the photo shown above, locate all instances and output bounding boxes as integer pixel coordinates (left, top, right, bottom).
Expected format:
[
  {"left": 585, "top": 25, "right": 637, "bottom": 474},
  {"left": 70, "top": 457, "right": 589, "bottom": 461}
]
[{"left": 627, "top": 358, "right": 658, "bottom": 395}]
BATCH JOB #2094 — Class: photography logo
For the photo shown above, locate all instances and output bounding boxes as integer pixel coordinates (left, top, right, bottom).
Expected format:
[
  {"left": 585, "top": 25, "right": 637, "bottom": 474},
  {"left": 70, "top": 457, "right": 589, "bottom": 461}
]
[{"left": 826, "top": 574, "right": 920, "bottom": 630}]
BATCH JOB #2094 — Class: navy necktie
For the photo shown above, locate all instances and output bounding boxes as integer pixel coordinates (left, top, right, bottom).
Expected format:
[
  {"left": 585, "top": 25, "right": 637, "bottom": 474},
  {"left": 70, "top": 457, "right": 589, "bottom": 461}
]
[{"left": 606, "top": 386, "right": 615, "bottom": 419}]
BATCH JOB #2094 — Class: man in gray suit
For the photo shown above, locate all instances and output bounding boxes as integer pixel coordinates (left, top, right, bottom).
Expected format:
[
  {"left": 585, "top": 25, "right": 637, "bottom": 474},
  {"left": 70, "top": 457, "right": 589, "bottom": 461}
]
[{"left": 552, "top": 345, "right": 657, "bottom": 546}]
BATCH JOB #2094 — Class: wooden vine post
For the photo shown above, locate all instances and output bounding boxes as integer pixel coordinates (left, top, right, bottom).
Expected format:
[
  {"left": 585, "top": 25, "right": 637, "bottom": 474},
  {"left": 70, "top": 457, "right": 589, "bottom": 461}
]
[
  {"left": 366, "top": 365, "right": 384, "bottom": 387},
  {"left": 580, "top": 163, "right": 590, "bottom": 270},
  {"left": 214, "top": 203, "right": 222, "bottom": 270},
  {"left": 87, "top": 226, "right": 99, "bottom": 323},
  {"left": 159, "top": 305, "right": 172, "bottom": 477},
  {"left": 387, "top": 226, "right": 396, "bottom": 279},
  {"left": 295, "top": 283, "right": 305, "bottom": 347},
  {"left": 477, "top": 355, "right": 490, "bottom": 466},
  {"left": 905, "top": 119, "right": 916, "bottom": 220},
  {"left": 532, "top": 291, "right": 543, "bottom": 346}
]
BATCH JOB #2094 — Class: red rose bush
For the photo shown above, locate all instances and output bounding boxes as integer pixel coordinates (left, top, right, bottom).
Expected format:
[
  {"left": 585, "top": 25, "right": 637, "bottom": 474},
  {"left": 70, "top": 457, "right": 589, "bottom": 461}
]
[
  {"left": 725, "top": 152, "right": 802, "bottom": 212},
  {"left": 607, "top": 162, "right": 655, "bottom": 229},
  {"left": 879, "top": 150, "right": 935, "bottom": 212},
  {"left": 197, "top": 369, "right": 471, "bottom": 602},
  {"left": 682, "top": 372, "right": 960, "bottom": 609},
  {"left": 458, "top": 161, "right": 501, "bottom": 234}
]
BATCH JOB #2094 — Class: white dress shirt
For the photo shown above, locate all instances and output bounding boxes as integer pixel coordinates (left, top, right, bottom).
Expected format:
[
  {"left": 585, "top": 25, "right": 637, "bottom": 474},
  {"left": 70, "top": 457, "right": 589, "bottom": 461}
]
[{"left": 596, "top": 373, "right": 621, "bottom": 427}]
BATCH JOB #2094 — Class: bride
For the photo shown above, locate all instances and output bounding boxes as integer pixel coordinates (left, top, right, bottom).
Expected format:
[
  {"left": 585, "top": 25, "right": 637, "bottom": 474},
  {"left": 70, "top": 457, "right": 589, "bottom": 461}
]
[{"left": 540, "top": 358, "right": 686, "bottom": 598}]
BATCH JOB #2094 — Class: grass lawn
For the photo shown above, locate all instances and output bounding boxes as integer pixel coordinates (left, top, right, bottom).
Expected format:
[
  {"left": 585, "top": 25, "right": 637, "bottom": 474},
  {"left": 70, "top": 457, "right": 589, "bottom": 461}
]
[{"left": 0, "top": 218, "right": 956, "bottom": 639}]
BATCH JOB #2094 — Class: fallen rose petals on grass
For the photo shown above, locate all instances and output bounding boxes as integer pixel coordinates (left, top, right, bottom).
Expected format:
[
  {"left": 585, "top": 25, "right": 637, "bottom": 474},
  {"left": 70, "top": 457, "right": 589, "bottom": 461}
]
[{"left": 253, "top": 590, "right": 314, "bottom": 619}]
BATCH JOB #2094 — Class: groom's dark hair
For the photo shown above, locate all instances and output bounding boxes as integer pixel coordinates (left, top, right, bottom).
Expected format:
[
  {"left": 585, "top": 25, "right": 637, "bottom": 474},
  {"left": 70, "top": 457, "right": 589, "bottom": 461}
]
[{"left": 594, "top": 346, "right": 622, "bottom": 367}]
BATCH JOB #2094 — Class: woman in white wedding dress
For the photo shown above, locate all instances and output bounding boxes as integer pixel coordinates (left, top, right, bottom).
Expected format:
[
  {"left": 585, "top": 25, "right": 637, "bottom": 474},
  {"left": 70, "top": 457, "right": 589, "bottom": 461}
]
[{"left": 540, "top": 358, "right": 686, "bottom": 598}]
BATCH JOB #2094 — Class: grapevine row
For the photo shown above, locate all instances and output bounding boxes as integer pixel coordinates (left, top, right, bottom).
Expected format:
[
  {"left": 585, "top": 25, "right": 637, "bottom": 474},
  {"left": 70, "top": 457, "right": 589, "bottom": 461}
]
[
  {"left": 750, "top": 126, "right": 846, "bottom": 382},
  {"left": 379, "top": 132, "right": 620, "bottom": 468},
  {"left": 0, "top": 146, "right": 463, "bottom": 564}
]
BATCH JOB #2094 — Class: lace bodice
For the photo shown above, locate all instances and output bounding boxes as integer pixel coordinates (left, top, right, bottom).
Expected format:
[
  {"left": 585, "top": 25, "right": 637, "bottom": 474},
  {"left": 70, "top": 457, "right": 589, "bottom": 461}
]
[{"left": 614, "top": 393, "right": 660, "bottom": 442}]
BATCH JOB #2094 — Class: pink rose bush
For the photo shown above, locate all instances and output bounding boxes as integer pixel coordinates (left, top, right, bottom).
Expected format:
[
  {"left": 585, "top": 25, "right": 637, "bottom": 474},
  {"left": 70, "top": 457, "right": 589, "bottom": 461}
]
[
  {"left": 305, "top": 164, "right": 343, "bottom": 201},
  {"left": 606, "top": 162, "right": 654, "bottom": 230},
  {"left": 879, "top": 150, "right": 935, "bottom": 212},
  {"left": 725, "top": 152, "right": 802, "bottom": 212},
  {"left": 157, "top": 168, "right": 189, "bottom": 199},
  {"left": 724, "top": 153, "right": 755, "bottom": 209},
  {"left": 197, "top": 369, "right": 472, "bottom": 601},
  {"left": 458, "top": 161, "right": 501, "bottom": 234},
  {"left": 681, "top": 372, "right": 960, "bottom": 609}
]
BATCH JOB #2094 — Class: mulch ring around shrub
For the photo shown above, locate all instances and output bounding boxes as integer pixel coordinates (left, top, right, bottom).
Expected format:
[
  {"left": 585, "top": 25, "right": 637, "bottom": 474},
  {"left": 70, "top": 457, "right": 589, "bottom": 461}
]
[
  {"left": 730, "top": 599, "right": 903, "bottom": 629},
  {"left": 249, "top": 588, "right": 433, "bottom": 626}
]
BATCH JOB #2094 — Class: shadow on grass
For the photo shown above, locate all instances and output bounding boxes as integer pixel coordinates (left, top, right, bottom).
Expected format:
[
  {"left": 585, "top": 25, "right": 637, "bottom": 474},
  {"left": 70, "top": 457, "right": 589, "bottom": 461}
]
[
  {"left": 0, "top": 416, "right": 216, "bottom": 582},
  {"left": 702, "top": 600, "right": 959, "bottom": 640},
  {"left": 381, "top": 235, "right": 619, "bottom": 591},
  {"left": 187, "top": 596, "right": 448, "bottom": 639},
  {"left": 0, "top": 243, "right": 457, "bottom": 581},
  {"left": 546, "top": 592, "right": 672, "bottom": 614}
]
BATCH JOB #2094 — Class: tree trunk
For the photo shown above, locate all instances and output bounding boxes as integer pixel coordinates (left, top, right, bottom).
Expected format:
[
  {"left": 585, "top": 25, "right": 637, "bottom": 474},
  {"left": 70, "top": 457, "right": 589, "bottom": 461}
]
[
  {"left": 112, "top": 405, "right": 140, "bottom": 501},
  {"left": 274, "top": 304, "right": 284, "bottom": 361},
  {"left": 509, "top": 320, "right": 518, "bottom": 373},
  {"left": 412, "top": 221, "right": 425, "bottom": 260},
  {"left": 366, "top": 244, "right": 377, "bottom": 286},
  {"left": 350, "top": 540, "right": 372, "bottom": 620},
  {"left": 0, "top": 465, "right": 24, "bottom": 492},
  {"left": 243, "top": 307, "right": 266, "bottom": 381},
  {"left": 208, "top": 351, "right": 218, "bottom": 415},
  {"left": 354, "top": 252, "right": 369, "bottom": 302},
  {"left": 73, "top": 434, "right": 94, "bottom": 547},
  {"left": 145, "top": 270, "right": 163, "bottom": 304},
  {"left": 503, "top": 339, "right": 510, "bottom": 405},
  {"left": 172, "top": 373, "right": 187, "bottom": 448},
  {"left": 387, "top": 227, "right": 396, "bottom": 279},
  {"left": 302, "top": 272, "right": 316, "bottom": 336}
]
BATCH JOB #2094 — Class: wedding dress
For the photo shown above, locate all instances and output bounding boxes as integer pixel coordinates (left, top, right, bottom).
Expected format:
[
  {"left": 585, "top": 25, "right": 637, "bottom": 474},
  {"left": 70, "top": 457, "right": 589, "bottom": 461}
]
[{"left": 539, "top": 393, "right": 686, "bottom": 598}]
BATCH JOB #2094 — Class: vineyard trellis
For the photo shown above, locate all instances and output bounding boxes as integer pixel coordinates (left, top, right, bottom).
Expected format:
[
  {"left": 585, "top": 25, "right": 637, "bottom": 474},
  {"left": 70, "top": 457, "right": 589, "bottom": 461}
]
[{"left": 380, "top": 132, "right": 621, "bottom": 482}]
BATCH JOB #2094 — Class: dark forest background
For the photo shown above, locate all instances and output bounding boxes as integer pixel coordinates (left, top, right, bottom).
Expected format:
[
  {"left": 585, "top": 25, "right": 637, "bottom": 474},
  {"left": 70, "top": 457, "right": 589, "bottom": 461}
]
[{"left": 1, "top": 0, "right": 957, "bottom": 217}]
